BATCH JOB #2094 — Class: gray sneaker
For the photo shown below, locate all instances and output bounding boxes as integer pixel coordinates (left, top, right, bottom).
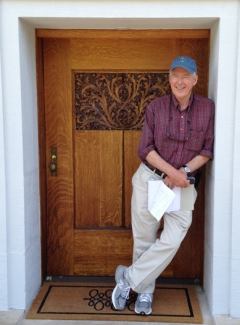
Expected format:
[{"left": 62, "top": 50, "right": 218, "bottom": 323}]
[
  {"left": 112, "top": 265, "right": 130, "bottom": 310},
  {"left": 134, "top": 293, "right": 153, "bottom": 315}
]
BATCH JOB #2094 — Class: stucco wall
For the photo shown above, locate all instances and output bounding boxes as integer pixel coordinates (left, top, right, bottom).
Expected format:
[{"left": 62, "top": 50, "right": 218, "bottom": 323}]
[
  {"left": 230, "top": 3, "right": 240, "bottom": 315},
  {"left": 0, "top": 0, "right": 240, "bottom": 317},
  {"left": 0, "top": 37, "right": 9, "bottom": 312}
]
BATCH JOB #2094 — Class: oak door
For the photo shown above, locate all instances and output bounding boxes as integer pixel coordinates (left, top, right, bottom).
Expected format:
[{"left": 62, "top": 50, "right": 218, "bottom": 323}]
[{"left": 37, "top": 29, "right": 209, "bottom": 281}]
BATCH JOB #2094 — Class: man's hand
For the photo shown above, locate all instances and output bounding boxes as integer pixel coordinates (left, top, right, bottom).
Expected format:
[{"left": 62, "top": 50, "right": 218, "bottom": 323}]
[
  {"left": 163, "top": 176, "right": 175, "bottom": 189},
  {"left": 164, "top": 168, "right": 190, "bottom": 189}
]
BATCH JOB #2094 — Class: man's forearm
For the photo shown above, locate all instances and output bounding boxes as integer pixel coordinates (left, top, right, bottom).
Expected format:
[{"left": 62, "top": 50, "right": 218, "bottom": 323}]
[
  {"left": 146, "top": 150, "right": 190, "bottom": 188},
  {"left": 146, "top": 150, "right": 176, "bottom": 175},
  {"left": 145, "top": 151, "right": 210, "bottom": 188},
  {"left": 146, "top": 150, "right": 210, "bottom": 174},
  {"left": 184, "top": 155, "right": 210, "bottom": 173}
]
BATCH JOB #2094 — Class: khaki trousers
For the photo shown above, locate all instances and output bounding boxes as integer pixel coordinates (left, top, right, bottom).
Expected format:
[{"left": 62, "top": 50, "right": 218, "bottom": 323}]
[{"left": 126, "top": 163, "right": 195, "bottom": 294}]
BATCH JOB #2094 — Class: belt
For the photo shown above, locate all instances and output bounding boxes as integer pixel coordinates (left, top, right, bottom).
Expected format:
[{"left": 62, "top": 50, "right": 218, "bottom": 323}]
[{"left": 145, "top": 163, "right": 167, "bottom": 179}]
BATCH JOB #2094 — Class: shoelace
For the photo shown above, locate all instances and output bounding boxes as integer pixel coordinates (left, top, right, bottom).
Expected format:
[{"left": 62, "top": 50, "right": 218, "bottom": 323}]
[
  {"left": 139, "top": 293, "right": 152, "bottom": 302},
  {"left": 119, "top": 278, "right": 130, "bottom": 299}
]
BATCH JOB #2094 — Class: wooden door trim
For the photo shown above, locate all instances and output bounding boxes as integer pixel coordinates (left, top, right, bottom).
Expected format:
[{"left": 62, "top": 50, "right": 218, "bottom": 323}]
[
  {"left": 36, "top": 37, "right": 48, "bottom": 281},
  {"left": 36, "top": 29, "right": 210, "bottom": 39}
]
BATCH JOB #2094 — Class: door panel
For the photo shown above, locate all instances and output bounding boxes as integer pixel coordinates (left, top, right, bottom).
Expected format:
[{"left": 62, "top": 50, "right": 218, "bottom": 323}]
[
  {"left": 74, "top": 131, "right": 123, "bottom": 228},
  {"left": 70, "top": 38, "right": 176, "bottom": 70},
  {"left": 38, "top": 30, "right": 210, "bottom": 281},
  {"left": 74, "top": 230, "right": 133, "bottom": 276}
]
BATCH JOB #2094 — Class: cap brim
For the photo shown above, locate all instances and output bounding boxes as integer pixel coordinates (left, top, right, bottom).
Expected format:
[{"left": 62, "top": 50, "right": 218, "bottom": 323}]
[{"left": 170, "top": 64, "right": 196, "bottom": 74}]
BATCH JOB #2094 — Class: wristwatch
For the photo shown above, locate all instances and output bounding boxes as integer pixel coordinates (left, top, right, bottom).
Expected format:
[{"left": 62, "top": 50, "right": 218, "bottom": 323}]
[{"left": 182, "top": 165, "right": 191, "bottom": 174}]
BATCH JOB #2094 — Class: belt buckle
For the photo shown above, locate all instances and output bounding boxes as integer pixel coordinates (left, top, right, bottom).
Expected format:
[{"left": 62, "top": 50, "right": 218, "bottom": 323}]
[{"left": 160, "top": 171, "right": 166, "bottom": 178}]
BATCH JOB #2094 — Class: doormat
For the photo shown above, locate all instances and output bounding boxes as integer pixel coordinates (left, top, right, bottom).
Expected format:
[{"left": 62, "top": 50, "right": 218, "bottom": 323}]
[{"left": 26, "top": 282, "right": 203, "bottom": 323}]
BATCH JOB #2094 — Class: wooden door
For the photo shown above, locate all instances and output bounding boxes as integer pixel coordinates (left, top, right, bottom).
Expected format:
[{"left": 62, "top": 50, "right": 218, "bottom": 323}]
[{"left": 37, "top": 29, "right": 210, "bottom": 282}]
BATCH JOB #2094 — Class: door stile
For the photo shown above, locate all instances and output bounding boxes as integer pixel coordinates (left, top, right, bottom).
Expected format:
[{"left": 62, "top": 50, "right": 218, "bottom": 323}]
[{"left": 43, "top": 38, "right": 74, "bottom": 275}]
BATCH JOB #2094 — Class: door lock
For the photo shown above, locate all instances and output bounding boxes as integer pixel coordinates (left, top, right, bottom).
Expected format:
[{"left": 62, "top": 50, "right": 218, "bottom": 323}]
[
  {"left": 49, "top": 163, "right": 57, "bottom": 171},
  {"left": 49, "top": 147, "right": 57, "bottom": 176}
]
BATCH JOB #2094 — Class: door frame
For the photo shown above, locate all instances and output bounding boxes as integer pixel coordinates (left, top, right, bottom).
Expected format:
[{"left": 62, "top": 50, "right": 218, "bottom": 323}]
[
  {"left": 36, "top": 29, "right": 210, "bottom": 282},
  {"left": 36, "top": 36, "right": 48, "bottom": 279}
]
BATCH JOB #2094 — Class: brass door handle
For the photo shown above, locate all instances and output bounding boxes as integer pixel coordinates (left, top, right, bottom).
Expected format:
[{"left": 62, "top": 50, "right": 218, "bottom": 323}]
[{"left": 49, "top": 147, "right": 57, "bottom": 176}]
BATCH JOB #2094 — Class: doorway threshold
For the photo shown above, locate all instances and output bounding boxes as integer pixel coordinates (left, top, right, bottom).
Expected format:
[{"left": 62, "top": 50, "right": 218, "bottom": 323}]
[{"left": 45, "top": 275, "right": 201, "bottom": 286}]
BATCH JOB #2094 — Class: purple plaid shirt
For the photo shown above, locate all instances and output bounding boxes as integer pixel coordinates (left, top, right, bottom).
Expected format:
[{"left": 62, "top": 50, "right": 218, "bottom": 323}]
[{"left": 138, "top": 93, "right": 215, "bottom": 171}]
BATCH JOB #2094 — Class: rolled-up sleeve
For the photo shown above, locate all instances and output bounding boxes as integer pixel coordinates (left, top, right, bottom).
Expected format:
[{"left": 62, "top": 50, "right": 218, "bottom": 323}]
[
  {"left": 137, "top": 102, "right": 156, "bottom": 161},
  {"left": 199, "top": 101, "right": 215, "bottom": 160}
]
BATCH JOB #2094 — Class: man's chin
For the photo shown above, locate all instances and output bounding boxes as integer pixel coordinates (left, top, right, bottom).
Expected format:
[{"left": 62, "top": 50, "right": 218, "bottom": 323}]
[{"left": 173, "top": 93, "right": 186, "bottom": 100}]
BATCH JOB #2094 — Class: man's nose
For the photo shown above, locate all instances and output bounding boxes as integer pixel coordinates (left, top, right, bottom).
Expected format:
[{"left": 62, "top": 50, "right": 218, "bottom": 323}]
[{"left": 177, "top": 77, "right": 183, "bottom": 83}]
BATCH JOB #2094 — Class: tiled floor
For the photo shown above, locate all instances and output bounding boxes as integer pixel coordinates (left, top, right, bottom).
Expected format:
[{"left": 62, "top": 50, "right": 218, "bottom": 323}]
[{"left": 1, "top": 286, "right": 240, "bottom": 325}]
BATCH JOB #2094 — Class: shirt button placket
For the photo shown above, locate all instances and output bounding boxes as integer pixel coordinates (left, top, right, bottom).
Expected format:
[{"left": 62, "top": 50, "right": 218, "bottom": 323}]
[{"left": 175, "top": 114, "right": 185, "bottom": 165}]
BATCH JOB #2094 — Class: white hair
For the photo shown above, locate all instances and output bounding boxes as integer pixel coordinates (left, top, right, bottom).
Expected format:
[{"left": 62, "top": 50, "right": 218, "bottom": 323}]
[{"left": 169, "top": 70, "right": 197, "bottom": 78}]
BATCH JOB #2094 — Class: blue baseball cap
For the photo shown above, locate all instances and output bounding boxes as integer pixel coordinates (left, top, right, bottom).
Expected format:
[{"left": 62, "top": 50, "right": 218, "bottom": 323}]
[{"left": 170, "top": 56, "right": 197, "bottom": 74}]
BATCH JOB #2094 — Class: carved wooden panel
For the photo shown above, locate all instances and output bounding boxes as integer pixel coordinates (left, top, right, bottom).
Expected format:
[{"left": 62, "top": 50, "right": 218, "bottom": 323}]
[{"left": 74, "top": 72, "right": 171, "bottom": 130}]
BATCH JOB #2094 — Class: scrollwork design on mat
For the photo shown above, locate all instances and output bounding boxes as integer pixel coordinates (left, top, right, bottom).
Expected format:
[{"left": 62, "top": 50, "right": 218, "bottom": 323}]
[
  {"left": 83, "top": 288, "right": 137, "bottom": 312},
  {"left": 74, "top": 72, "right": 170, "bottom": 130}
]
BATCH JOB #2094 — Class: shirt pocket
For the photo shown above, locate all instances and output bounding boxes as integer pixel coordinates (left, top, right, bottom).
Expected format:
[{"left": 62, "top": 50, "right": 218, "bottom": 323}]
[{"left": 186, "top": 129, "right": 204, "bottom": 151}]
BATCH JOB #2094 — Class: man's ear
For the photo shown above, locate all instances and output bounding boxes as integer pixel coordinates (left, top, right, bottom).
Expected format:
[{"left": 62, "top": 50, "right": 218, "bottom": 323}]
[{"left": 193, "top": 75, "right": 198, "bottom": 86}]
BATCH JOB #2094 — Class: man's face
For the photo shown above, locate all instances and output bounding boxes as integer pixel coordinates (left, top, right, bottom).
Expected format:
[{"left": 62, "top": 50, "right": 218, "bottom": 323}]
[{"left": 169, "top": 67, "right": 198, "bottom": 103}]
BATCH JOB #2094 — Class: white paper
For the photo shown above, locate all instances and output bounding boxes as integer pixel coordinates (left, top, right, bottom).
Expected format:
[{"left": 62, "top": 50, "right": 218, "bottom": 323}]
[
  {"left": 166, "top": 187, "right": 181, "bottom": 212},
  {"left": 166, "top": 185, "right": 195, "bottom": 212},
  {"left": 148, "top": 179, "right": 175, "bottom": 221},
  {"left": 148, "top": 180, "right": 195, "bottom": 218}
]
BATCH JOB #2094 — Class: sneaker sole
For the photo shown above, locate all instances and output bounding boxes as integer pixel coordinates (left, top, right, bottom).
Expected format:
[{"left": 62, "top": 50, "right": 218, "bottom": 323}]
[
  {"left": 134, "top": 307, "right": 152, "bottom": 315},
  {"left": 112, "top": 285, "right": 125, "bottom": 310}
]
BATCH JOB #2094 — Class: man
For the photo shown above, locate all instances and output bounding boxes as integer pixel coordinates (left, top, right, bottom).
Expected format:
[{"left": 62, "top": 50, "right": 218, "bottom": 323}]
[{"left": 111, "top": 56, "right": 215, "bottom": 315}]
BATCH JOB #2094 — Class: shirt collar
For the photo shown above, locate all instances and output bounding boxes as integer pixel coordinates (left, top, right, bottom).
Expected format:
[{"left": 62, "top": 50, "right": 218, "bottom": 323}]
[{"left": 171, "top": 93, "right": 194, "bottom": 112}]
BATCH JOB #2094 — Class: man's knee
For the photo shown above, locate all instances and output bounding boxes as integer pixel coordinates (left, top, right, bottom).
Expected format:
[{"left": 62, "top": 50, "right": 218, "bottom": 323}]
[
  {"left": 181, "top": 213, "right": 192, "bottom": 229},
  {"left": 173, "top": 210, "right": 193, "bottom": 230}
]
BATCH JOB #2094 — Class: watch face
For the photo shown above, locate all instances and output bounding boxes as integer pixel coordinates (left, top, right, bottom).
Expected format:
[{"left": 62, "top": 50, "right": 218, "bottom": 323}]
[{"left": 185, "top": 166, "right": 191, "bottom": 173}]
